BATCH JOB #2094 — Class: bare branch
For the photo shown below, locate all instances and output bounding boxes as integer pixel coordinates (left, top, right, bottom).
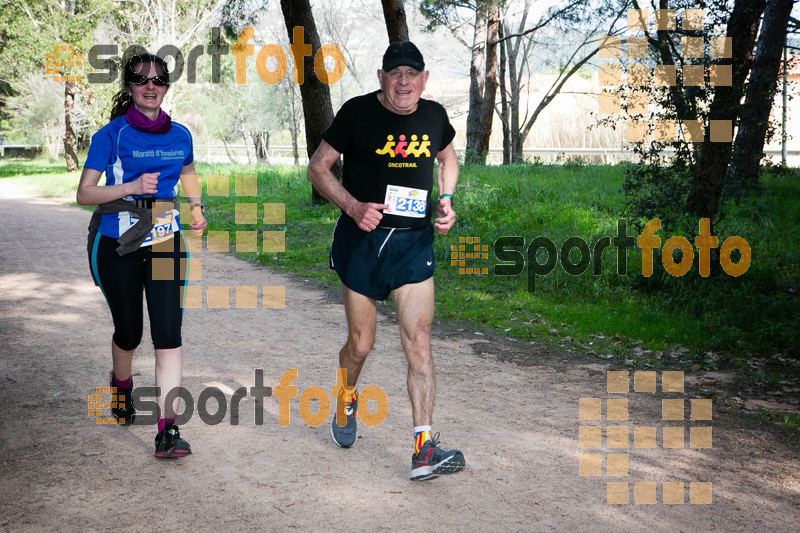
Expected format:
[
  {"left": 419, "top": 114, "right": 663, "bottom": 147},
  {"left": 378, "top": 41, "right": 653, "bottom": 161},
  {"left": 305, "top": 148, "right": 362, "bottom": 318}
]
[
  {"left": 519, "top": 45, "right": 599, "bottom": 140},
  {"left": 493, "top": 0, "right": 591, "bottom": 45}
]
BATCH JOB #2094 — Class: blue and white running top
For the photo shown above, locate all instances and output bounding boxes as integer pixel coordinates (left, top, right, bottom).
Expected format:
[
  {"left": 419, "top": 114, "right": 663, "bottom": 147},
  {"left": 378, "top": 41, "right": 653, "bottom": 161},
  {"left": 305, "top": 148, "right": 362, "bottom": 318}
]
[{"left": 84, "top": 115, "right": 194, "bottom": 243}]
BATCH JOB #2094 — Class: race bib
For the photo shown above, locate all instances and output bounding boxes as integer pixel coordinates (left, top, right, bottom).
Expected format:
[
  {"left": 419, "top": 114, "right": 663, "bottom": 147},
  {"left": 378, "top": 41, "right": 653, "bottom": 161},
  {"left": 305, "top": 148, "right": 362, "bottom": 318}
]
[
  {"left": 133, "top": 207, "right": 180, "bottom": 247},
  {"left": 383, "top": 185, "right": 427, "bottom": 218}
]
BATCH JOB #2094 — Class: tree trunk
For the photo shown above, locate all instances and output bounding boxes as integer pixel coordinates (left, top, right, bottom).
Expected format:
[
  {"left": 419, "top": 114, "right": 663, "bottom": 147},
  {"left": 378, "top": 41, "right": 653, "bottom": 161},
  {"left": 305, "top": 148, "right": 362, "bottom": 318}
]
[
  {"left": 381, "top": 0, "right": 409, "bottom": 42},
  {"left": 498, "top": 20, "right": 511, "bottom": 165},
  {"left": 63, "top": 81, "right": 78, "bottom": 171},
  {"left": 252, "top": 132, "right": 264, "bottom": 162},
  {"left": 284, "top": 81, "right": 302, "bottom": 165},
  {"left": 465, "top": 5, "right": 487, "bottom": 164},
  {"left": 465, "top": 1, "right": 499, "bottom": 165},
  {"left": 653, "top": 0, "right": 696, "bottom": 126},
  {"left": 290, "top": 124, "right": 299, "bottom": 165},
  {"left": 251, "top": 131, "right": 270, "bottom": 163},
  {"left": 727, "top": 0, "right": 794, "bottom": 194},
  {"left": 481, "top": 3, "right": 499, "bottom": 162},
  {"left": 62, "top": 0, "right": 78, "bottom": 171},
  {"left": 222, "top": 138, "right": 236, "bottom": 164},
  {"left": 280, "top": 0, "right": 340, "bottom": 204},
  {"left": 781, "top": 40, "right": 788, "bottom": 166},
  {"left": 507, "top": 0, "right": 528, "bottom": 163},
  {"left": 686, "top": 0, "right": 766, "bottom": 219},
  {"left": 240, "top": 126, "right": 252, "bottom": 164}
]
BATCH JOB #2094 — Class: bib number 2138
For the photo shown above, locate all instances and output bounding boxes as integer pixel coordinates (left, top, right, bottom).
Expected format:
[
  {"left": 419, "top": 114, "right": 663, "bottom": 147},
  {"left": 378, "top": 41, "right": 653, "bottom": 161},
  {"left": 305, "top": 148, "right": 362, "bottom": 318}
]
[{"left": 383, "top": 185, "right": 427, "bottom": 219}]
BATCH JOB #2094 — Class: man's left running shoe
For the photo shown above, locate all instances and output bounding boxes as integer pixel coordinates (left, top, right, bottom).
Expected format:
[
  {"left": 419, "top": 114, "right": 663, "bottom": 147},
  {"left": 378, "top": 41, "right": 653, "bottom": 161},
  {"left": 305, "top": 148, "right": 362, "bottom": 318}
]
[{"left": 410, "top": 433, "right": 465, "bottom": 481}]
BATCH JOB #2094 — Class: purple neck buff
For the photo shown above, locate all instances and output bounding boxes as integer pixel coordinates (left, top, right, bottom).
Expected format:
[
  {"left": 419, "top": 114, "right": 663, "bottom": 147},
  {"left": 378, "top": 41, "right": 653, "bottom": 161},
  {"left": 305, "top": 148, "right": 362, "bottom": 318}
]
[{"left": 125, "top": 105, "right": 172, "bottom": 134}]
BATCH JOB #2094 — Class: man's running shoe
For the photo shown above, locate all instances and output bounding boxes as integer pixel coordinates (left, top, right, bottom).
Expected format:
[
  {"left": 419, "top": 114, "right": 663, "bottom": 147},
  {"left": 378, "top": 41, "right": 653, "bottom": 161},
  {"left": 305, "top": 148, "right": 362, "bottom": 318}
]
[
  {"left": 154, "top": 424, "right": 192, "bottom": 459},
  {"left": 331, "top": 392, "right": 358, "bottom": 448},
  {"left": 410, "top": 433, "right": 465, "bottom": 481},
  {"left": 109, "top": 371, "right": 135, "bottom": 425}
]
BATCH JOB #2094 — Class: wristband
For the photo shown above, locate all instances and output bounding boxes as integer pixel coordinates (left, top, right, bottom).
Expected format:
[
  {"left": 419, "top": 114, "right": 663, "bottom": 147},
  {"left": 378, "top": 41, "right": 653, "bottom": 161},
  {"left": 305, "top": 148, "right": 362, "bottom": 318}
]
[{"left": 438, "top": 194, "right": 453, "bottom": 202}]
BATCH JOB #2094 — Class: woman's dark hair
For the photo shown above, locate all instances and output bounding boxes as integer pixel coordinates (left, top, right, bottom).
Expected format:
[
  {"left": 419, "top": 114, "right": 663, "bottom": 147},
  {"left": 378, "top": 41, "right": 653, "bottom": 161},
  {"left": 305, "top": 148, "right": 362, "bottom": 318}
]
[{"left": 109, "top": 54, "right": 170, "bottom": 120}]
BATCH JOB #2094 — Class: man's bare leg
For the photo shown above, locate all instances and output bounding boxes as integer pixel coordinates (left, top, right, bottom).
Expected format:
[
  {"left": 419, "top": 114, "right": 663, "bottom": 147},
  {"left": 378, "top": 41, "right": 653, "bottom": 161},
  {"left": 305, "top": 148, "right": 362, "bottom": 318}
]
[
  {"left": 393, "top": 277, "right": 464, "bottom": 480},
  {"left": 331, "top": 283, "right": 377, "bottom": 448},
  {"left": 339, "top": 283, "right": 378, "bottom": 387},
  {"left": 391, "top": 277, "right": 435, "bottom": 427}
]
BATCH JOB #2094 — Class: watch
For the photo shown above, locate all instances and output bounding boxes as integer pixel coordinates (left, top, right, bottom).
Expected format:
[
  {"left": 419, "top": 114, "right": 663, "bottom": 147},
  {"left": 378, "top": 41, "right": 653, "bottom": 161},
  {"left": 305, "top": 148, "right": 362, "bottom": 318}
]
[{"left": 190, "top": 202, "right": 205, "bottom": 214}]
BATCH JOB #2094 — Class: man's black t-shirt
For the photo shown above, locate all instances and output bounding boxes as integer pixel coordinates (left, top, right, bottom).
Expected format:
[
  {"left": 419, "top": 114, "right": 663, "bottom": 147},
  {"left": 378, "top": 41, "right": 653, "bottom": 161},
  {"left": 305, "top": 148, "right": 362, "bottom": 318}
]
[{"left": 322, "top": 90, "right": 456, "bottom": 229}]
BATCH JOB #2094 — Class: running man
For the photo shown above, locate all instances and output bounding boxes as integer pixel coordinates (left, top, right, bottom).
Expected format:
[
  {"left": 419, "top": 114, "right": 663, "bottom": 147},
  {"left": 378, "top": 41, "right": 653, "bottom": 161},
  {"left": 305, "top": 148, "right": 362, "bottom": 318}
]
[{"left": 307, "top": 41, "right": 464, "bottom": 481}]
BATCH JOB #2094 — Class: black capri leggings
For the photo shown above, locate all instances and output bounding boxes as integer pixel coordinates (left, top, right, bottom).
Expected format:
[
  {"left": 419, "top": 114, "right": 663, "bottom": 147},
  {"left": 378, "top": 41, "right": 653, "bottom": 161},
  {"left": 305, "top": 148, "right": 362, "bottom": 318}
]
[{"left": 89, "top": 232, "right": 189, "bottom": 350}]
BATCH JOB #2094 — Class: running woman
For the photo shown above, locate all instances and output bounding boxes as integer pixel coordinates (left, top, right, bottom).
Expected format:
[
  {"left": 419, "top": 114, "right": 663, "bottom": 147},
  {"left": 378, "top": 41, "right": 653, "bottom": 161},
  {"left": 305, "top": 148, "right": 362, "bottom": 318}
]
[
  {"left": 77, "top": 54, "right": 206, "bottom": 458},
  {"left": 307, "top": 41, "right": 465, "bottom": 481}
]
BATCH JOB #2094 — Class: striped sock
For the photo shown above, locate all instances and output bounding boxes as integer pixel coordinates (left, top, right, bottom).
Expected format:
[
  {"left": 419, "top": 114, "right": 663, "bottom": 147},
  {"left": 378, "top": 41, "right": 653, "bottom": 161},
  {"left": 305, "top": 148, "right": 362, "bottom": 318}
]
[
  {"left": 340, "top": 385, "right": 357, "bottom": 404},
  {"left": 414, "top": 425, "right": 432, "bottom": 455}
]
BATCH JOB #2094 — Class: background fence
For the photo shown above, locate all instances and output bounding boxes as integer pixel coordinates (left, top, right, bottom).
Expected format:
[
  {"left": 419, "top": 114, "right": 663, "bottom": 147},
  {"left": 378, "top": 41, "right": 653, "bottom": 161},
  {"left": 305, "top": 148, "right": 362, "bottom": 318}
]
[{"left": 2, "top": 143, "right": 799, "bottom": 167}]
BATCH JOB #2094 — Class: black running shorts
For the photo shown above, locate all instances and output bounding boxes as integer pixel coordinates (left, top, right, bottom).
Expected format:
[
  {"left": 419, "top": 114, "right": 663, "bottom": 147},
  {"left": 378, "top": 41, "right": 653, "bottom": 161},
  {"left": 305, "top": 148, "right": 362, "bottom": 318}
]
[
  {"left": 89, "top": 232, "right": 188, "bottom": 350},
  {"left": 330, "top": 214, "right": 435, "bottom": 300}
]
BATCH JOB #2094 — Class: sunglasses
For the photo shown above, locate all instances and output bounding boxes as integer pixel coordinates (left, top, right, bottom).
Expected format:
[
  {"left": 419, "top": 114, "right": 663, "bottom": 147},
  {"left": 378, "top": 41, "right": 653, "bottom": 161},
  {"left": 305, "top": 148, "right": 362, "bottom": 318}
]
[{"left": 130, "top": 74, "right": 169, "bottom": 86}]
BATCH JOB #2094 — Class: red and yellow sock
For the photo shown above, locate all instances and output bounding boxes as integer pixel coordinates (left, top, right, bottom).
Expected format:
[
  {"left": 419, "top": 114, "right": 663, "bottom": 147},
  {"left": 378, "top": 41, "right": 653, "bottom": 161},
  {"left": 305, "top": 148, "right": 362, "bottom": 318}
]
[
  {"left": 335, "top": 386, "right": 358, "bottom": 425},
  {"left": 414, "top": 425, "right": 432, "bottom": 455},
  {"left": 337, "top": 385, "right": 357, "bottom": 416},
  {"left": 340, "top": 385, "right": 357, "bottom": 404}
]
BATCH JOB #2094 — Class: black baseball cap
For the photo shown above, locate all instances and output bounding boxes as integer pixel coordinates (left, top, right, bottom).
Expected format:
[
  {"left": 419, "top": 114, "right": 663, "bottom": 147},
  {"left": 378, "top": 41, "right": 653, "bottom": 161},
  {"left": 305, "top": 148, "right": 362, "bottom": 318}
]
[{"left": 382, "top": 41, "right": 425, "bottom": 72}]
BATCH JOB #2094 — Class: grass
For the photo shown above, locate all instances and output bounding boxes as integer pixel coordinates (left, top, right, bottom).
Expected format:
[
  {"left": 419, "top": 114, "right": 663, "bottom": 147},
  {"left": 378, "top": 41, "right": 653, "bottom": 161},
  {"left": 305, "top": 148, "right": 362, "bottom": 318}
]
[
  {"left": 194, "top": 159, "right": 798, "bottom": 370},
  {"left": 4, "top": 158, "right": 799, "bottom": 368},
  {"left": 0, "top": 159, "right": 78, "bottom": 197}
]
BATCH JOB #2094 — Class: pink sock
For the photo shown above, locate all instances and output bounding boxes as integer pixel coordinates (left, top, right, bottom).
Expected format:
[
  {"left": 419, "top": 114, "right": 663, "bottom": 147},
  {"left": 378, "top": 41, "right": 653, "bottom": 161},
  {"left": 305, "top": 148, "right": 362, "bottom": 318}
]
[
  {"left": 158, "top": 418, "right": 175, "bottom": 433},
  {"left": 113, "top": 374, "right": 132, "bottom": 389}
]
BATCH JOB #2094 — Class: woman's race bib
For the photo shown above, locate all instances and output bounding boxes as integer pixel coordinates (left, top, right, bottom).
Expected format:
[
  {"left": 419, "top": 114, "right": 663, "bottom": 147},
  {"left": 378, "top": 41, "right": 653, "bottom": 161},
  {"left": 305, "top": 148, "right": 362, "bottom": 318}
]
[{"left": 132, "top": 205, "right": 180, "bottom": 247}]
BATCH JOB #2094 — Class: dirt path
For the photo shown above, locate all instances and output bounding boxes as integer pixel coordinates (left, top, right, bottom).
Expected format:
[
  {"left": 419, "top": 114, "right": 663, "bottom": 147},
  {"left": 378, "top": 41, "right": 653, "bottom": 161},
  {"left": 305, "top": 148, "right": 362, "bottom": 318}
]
[{"left": 0, "top": 182, "right": 798, "bottom": 532}]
